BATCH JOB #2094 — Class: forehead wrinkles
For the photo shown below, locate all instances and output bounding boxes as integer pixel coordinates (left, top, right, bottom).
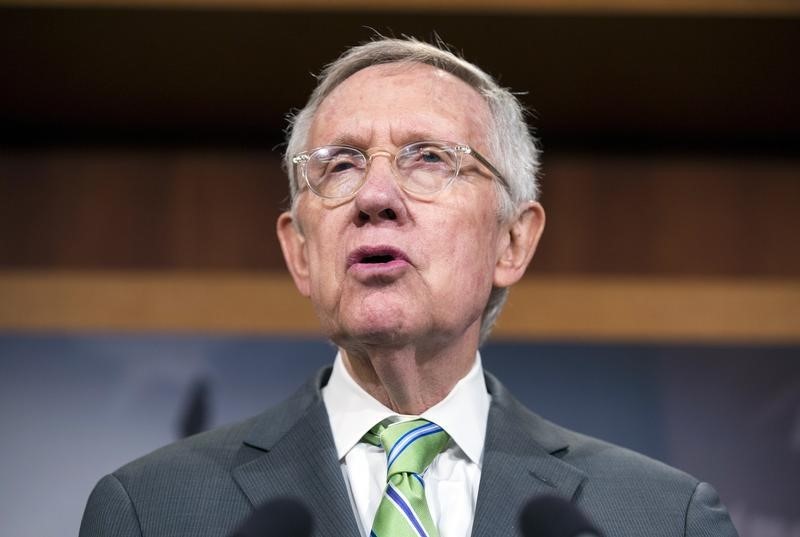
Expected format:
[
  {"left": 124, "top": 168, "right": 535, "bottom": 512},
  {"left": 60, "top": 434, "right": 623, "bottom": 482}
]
[{"left": 308, "top": 63, "right": 493, "bottom": 151}]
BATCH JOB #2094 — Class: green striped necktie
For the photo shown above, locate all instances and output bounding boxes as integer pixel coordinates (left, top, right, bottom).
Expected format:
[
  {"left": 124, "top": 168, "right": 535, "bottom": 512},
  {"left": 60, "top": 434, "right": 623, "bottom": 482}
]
[{"left": 363, "top": 419, "right": 450, "bottom": 537}]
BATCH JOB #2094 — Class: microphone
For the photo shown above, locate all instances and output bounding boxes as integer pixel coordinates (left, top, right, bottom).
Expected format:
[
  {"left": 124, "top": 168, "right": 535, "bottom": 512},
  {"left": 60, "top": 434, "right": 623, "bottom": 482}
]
[
  {"left": 520, "top": 496, "right": 603, "bottom": 537},
  {"left": 230, "top": 498, "right": 313, "bottom": 537}
]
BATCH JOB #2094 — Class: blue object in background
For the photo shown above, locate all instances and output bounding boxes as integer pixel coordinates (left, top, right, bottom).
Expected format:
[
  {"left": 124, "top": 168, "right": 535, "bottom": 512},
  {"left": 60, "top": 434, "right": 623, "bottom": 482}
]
[{"left": 0, "top": 333, "right": 797, "bottom": 537}]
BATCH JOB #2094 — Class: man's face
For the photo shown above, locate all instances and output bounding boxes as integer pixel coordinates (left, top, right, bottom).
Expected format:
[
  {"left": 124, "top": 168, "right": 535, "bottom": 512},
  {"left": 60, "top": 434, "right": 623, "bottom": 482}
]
[{"left": 279, "top": 63, "right": 520, "bottom": 350}]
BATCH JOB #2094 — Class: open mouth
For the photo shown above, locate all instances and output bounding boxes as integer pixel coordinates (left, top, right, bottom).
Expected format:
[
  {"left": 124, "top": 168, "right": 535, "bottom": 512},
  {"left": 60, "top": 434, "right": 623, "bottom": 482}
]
[
  {"left": 347, "top": 246, "right": 409, "bottom": 269},
  {"left": 361, "top": 254, "right": 396, "bottom": 264}
]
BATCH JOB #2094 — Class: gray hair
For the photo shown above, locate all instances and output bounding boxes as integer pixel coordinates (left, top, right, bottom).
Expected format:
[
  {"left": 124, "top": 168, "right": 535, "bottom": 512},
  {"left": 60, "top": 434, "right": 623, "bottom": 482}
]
[{"left": 284, "top": 37, "right": 540, "bottom": 345}]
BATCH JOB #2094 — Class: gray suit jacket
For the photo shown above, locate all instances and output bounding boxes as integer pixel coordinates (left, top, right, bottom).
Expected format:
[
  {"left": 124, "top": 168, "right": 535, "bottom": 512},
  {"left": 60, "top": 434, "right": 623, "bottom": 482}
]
[{"left": 80, "top": 368, "right": 738, "bottom": 537}]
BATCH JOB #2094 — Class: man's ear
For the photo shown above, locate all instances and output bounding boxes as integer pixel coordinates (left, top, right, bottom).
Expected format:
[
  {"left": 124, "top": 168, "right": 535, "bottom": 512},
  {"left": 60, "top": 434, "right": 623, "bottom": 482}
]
[
  {"left": 494, "top": 201, "right": 545, "bottom": 288},
  {"left": 276, "top": 211, "right": 311, "bottom": 297}
]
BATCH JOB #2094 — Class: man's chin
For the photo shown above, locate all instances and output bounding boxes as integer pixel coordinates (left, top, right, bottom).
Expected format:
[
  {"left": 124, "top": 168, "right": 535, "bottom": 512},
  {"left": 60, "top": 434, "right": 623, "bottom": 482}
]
[
  {"left": 320, "top": 291, "right": 430, "bottom": 348},
  {"left": 329, "top": 316, "right": 419, "bottom": 351}
]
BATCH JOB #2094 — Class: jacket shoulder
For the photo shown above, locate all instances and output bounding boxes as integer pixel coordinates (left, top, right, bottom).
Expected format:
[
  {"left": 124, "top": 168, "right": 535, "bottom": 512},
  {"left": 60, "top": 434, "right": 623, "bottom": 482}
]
[
  {"left": 82, "top": 372, "right": 326, "bottom": 537},
  {"left": 560, "top": 426, "right": 697, "bottom": 486},
  {"left": 485, "top": 372, "right": 737, "bottom": 536},
  {"left": 113, "top": 368, "right": 325, "bottom": 485},
  {"left": 114, "top": 414, "right": 258, "bottom": 483}
]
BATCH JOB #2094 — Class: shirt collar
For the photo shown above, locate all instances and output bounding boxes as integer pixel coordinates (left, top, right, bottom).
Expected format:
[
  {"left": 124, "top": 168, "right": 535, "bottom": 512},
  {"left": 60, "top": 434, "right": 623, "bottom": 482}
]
[{"left": 321, "top": 351, "right": 490, "bottom": 467}]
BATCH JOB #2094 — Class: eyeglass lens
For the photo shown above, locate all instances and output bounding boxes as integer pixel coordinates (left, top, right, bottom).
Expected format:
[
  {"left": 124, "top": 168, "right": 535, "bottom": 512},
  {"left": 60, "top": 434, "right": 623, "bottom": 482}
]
[{"left": 304, "top": 142, "right": 460, "bottom": 198}]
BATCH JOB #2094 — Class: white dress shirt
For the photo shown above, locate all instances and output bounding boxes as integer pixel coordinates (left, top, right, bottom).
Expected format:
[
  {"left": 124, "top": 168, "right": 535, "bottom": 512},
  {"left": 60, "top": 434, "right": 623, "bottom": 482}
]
[{"left": 321, "top": 352, "right": 491, "bottom": 537}]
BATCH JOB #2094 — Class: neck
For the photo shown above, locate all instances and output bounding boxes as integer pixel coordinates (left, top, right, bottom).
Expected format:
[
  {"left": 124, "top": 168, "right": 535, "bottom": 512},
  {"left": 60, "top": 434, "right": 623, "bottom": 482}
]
[{"left": 340, "top": 337, "right": 477, "bottom": 415}]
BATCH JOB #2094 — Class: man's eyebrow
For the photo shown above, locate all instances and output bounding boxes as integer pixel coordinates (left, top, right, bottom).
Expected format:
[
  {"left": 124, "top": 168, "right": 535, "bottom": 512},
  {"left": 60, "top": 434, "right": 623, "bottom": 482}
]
[
  {"left": 396, "top": 130, "right": 440, "bottom": 145},
  {"left": 328, "top": 134, "right": 369, "bottom": 148},
  {"left": 326, "top": 130, "right": 443, "bottom": 149}
]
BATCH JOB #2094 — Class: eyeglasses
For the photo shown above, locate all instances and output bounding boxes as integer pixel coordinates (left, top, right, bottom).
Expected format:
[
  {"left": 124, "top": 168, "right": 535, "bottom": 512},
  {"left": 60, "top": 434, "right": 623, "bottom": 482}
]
[{"left": 291, "top": 140, "right": 508, "bottom": 199}]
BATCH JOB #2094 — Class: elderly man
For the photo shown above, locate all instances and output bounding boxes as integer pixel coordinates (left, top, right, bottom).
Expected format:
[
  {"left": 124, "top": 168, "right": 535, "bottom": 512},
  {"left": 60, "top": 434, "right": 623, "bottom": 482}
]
[{"left": 80, "top": 38, "right": 738, "bottom": 537}]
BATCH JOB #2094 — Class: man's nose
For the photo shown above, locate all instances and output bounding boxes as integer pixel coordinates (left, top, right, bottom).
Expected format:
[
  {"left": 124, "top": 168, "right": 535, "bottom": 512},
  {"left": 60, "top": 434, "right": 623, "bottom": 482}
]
[{"left": 353, "top": 153, "right": 407, "bottom": 224}]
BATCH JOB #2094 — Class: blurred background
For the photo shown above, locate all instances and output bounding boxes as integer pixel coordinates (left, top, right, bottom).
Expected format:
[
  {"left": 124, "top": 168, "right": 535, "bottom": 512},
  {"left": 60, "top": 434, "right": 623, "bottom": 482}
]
[{"left": 0, "top": 1, "right": 798, "bottom": 536}]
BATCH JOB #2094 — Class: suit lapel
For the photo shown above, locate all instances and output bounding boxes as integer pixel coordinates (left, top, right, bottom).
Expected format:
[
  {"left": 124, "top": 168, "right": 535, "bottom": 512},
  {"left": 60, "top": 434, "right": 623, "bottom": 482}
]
[
  {"left": 471, "top": 373, "right": 587, "bottom": 537},
  {"left": 228, "top": 368, "right": 586, "bottom": 537},
  {"left": 232, "top": 369, "right": 360, "bottom": 537}
]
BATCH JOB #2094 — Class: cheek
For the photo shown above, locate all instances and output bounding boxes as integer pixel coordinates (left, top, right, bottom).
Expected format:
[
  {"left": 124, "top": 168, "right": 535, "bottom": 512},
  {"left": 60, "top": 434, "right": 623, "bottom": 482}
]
[
  {"left": 430, "top": 204, "right": 500, "bottom": 290},
  {"left": 309, "top": 242, "right": 339, "bottom": 282},
  {"left": 299, "top": 217, "right": 342, "bottom": 299}
]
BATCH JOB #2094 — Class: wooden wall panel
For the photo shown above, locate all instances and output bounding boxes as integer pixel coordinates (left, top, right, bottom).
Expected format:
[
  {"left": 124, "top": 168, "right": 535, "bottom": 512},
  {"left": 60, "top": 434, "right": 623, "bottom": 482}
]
[
  {"left": 0, "top": 149, "right": 286, "bottom": 269},
  {"left": 2, "top": 6, "right": 797, "bottom": 341},
  {"left": 535, "top": 154, "right": 800, "bottom": 276},
  {"left": 2, "top": 271, "right": 798, "bottom": 343},
  {"left": 2, "top": 148, "right": 798, "bottom": 277}
]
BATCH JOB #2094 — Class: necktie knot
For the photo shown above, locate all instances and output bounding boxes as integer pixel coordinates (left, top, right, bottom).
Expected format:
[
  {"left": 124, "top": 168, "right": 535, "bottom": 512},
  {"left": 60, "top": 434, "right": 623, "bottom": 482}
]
[{"left": 365, "top": 419, "right": 449, "bottom": 477}]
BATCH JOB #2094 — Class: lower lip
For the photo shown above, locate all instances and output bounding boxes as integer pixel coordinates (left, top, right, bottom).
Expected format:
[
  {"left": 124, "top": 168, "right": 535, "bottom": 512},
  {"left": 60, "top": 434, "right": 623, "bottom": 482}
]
[{"left": 348, "top": 259, "right": 410, "bottom": 278}]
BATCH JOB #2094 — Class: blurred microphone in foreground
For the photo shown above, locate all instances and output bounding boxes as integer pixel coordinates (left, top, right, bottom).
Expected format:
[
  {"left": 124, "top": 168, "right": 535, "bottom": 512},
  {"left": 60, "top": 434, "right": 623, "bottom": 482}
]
[{"left": 521, "top": 496, "right": 603, "bottom": 537}]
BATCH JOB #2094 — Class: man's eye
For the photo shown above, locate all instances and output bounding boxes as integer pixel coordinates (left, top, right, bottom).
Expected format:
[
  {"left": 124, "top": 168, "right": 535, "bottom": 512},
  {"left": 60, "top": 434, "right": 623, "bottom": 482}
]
[
  {"left": 321, "top": 154, "right": 361, "bottom": 175},
  {"left": 420, "top": 151, "right": 443, "bottom": 163},
  {"left": 329, "top": 161, "right": 355, "bottom": 173},
  {"left": 411, "top": 147, "right": 456, "bottom": 170}
]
